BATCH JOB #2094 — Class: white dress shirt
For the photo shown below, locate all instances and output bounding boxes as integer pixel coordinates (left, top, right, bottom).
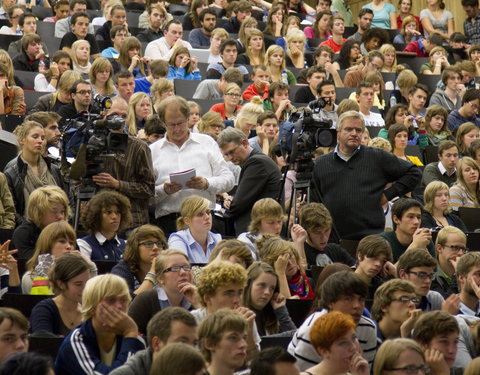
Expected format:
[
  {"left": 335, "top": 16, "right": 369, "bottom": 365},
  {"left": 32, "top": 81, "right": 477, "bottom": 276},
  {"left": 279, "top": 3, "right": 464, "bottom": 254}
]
[
  {"left": 144, "top": 37, "right": 193, "bottom": 61},
  {"left": 150, "top": 132, "right": 234, "bottom": 217}
]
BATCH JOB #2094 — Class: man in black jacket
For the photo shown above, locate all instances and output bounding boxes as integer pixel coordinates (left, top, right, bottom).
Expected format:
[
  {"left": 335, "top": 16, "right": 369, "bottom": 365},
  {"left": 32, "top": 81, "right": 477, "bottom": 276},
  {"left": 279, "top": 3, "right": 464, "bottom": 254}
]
[
  {"left": 218, "top": 127, "right": 282, "bottom": 235},
  {"left": 12, "top": 34, "right": 49, "bottom": 72}
]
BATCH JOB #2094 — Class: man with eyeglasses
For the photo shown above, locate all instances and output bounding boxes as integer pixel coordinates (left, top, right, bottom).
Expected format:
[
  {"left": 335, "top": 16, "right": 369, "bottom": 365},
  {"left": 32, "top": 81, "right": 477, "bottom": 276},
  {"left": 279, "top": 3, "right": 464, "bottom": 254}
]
[
  {"left": 447, "top": 88, "right": 480, "bottom": 131},
  {"left": 58, "top": 79, "right": 102, "bottom": 128},
  {"left": 371, "top": 279, "right": 422, "bottom": 343},
  {"left": 380, "top": 198, "right": 436, "bottom": 263},
  {"left": 455, "top": 251, "right": 480, "bottom": 316},
  {"left": 398, "top": 249, "right": 459, "bottom": 314},
  {"left": 150, "top": 96, "right": 234, "bottom": 235},
  {"left": 217, "top": 127, "right": 282, "bottom": 235},
  {"left": 431, "top": 226, "right": 468, "bottom": 300},
  {"left": 344, "top": 50, "right": 384, "bottom": 88}
]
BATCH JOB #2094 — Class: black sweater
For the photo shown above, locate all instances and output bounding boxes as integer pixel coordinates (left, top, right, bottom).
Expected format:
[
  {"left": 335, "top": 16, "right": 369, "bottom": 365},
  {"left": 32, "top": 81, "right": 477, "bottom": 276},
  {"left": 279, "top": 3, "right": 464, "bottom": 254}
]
[{"left": 312, "top": 146, "right": 422, "bottom": 240}]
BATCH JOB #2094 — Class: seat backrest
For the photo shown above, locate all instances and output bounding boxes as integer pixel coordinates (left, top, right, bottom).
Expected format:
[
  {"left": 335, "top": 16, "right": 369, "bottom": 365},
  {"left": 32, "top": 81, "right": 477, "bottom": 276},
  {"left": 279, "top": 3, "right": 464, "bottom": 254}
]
[
  {"left": 285, "top": 299, "right": 313, "bottom": 327},
  {"left": 3, "top": 294, "right": 50, "bottom": 319},
  {"left": 28, "top": 336, "right": 64, "bottom": 360},
  {"left": 14, "top": 71, "right": 37, "bottom": 90},
  {"left": 24, "top": 91, "right": 47, "bottom": 112},
  {"left": 459, "top": 207, "right": 480, "bottom": 232}
]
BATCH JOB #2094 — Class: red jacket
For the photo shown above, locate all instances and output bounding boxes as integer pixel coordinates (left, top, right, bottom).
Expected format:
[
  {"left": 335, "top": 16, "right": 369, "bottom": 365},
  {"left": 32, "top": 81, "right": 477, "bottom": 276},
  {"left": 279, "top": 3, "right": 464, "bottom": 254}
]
[
  {"left": 403, "top": 40, "right": 429, "bottom": 58},
  {"left": 242, "top": 83, "right": 269, "bottom": 101}
]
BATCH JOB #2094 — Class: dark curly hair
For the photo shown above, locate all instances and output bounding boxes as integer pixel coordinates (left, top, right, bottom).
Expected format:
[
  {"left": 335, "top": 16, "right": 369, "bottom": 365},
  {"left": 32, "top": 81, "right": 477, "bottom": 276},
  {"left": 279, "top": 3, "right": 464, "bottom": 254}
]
[
  {"left": 80, "top": 190, "right": 132, "bottom": 234},
  {"left": 336, "top": 39, "right": 360, "bottom": 70}
]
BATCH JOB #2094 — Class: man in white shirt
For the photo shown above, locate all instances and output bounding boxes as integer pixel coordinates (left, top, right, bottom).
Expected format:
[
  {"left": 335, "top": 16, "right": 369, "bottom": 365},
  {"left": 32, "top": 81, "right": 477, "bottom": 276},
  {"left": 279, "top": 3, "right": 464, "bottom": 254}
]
[
  {"left": 357, "top": 81, "right": 384, "bottom": 127},
  {"left": 144, "top": 19, "right": 192, "bottom": 61},
  {"left": 150, "top": 96, "right": 234, "bottom": 234}
]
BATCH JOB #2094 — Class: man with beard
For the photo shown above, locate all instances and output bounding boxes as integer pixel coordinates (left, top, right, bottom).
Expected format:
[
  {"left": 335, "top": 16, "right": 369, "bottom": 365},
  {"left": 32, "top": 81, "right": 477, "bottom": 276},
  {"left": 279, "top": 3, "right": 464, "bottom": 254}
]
[
  {"left": 189, "top": 9, "right": 217, "bottom": 48},
  {"left": 137, "top": 4, "right": 166, "bottom": 43},
  {"left": 457, "top": 252, "right": 480, "bottom": 316}
]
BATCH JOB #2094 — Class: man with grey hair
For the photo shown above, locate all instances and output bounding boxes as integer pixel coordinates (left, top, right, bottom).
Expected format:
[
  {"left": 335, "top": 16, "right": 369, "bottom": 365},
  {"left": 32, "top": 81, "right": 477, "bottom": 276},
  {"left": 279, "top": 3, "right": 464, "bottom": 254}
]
[
  {"left": 312, "top": 110, "right": 422, "bottom": 240},
  {"left": 217, "top": 127, "right": 282, "bottom": 235},
  {"left": 150, "top": 96, "right": 234, "bottom": 235}
]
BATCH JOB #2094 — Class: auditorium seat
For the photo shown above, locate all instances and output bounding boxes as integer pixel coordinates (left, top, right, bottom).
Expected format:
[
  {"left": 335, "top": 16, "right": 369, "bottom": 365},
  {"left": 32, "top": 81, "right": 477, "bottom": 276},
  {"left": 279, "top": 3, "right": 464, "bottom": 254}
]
[
  {"left": 0, "top": 114, "right": 25, "bottom": 132},
  {"left": 14, "top": 71, "right": 37, "bottom": 90},
  {"left": 459, "top": 207, "right": 480, "bottom": 232},
  {"left": 24, "top": 91, "right": 46, "bottom": 112},
  {"left": 29, "top": 336, "right": 64, "bottom": 360},
  {"left": 339, "top": 239, "right": 359, "bottom": 259},
  {"left": 285, "top": 299, "right": 313, "bottom": 327},
  {"left": 260, "top": 336, "right": 292, "bottom": 350},
  {"left": 3, "top": 294, "right": 50, "bottom": 318},
  {"left": 32, "top": 6, "right": 54, "bottom": 20}
]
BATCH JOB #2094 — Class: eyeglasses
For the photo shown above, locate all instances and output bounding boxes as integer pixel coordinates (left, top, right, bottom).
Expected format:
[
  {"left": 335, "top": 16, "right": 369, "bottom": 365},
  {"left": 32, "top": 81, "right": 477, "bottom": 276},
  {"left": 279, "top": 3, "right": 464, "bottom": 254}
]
[
  {"left": 385, "top": 365, "right": 430, "bottom": 374},
  {"left": 209, "top": 124, "right": 224, "bottom": 129},
  {"left": 223, "top": 144, "right": 240, "bottom": 158},
  {"left": 469, "top": 102, "right": 479, "bottom": 111},
  {"left": 442, "top": 244, "right": 468, "bottom": 253},
  {"left": 163, "top": 265, "right": 192, "bottom": 273},
  {"left": 226, "top": 93, "right": 241, "bottom": 98},
  {"left": 391, "top": 296, "right": 419, "bottom": 305},
  {"left": 139, "top": 241, "right": 164, "bottom": 249},
  {"left": 76, "top": 90, "right": 92, "bottom": 95},
  {"left": 165, "top": 120, "right": 187, "bottom": 128},
  {"left": 407, "top": 271, "right": 435, "bottom": 281}
]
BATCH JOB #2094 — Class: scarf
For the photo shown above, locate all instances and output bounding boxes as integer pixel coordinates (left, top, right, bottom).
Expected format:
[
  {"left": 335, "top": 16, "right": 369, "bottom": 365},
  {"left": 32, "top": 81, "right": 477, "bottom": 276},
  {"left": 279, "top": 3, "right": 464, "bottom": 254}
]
[
  {"left": 288, "top": 271, "right": 314, "bottom": 300},
  {"left": 22, "top": 156, "right": 57, "bottom": 213}
]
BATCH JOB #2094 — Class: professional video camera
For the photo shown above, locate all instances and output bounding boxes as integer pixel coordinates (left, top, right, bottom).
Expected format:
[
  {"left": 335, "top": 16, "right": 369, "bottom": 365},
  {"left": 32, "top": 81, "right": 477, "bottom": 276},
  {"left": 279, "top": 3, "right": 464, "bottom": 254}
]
[
  {"left": 61, "top": 112, "right": 128, "bottom": 181},
  {"left": 280, "top": 98, "right": 336, "bottom": 181}
]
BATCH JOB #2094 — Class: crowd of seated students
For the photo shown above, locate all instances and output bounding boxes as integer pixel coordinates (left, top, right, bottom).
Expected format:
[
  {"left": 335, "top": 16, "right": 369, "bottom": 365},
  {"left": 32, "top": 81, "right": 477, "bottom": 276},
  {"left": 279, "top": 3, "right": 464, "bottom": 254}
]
[{"left": 2, "top": 0, "right": 480, "bottom": 373}]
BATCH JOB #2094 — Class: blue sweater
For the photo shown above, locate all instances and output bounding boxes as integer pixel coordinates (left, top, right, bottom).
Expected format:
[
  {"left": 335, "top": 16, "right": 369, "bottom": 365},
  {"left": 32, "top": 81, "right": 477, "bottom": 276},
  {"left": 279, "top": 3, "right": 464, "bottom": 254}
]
[
  {"left": 55, "top": 319, "right": 145, "bottom": 375},
  {"left": 167, "top": 66, "right": 202, "bottom": 81}
]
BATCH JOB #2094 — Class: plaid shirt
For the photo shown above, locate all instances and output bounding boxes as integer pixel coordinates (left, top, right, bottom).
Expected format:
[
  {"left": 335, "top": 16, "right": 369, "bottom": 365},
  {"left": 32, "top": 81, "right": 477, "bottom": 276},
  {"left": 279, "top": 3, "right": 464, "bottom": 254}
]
[
  {"left": 464, "top": 13, "right": 480, "bottom": 44},
  {"left": 103, "top": 135, "right": 154, "bottom": 228}
]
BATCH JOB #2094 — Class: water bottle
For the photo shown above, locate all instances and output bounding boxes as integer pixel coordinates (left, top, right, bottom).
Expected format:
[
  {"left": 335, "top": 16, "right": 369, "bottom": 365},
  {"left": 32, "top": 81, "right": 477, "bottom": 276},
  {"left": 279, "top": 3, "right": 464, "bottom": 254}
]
[
  {"left": 281, "top": 70, "right": 288, "bottom": 84},
  {"left": 38, "top": 58, "right": 46, "bottom": 72},
  {"left": 389, "top": 93, "right": 397, "bottom": 108}
]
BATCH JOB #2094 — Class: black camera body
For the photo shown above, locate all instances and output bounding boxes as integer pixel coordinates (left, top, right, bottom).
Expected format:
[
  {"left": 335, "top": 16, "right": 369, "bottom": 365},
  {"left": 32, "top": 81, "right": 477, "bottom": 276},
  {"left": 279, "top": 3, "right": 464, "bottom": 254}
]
[{"left": 62, "top": 113, "right": 128, "bottom": 180}]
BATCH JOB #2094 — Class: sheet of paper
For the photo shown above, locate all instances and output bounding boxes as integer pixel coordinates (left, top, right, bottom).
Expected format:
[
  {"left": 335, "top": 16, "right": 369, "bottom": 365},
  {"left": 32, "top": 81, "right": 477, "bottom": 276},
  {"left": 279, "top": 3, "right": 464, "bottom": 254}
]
[{"left": 169, "top": 168, "right": 196, "bottom": 188}]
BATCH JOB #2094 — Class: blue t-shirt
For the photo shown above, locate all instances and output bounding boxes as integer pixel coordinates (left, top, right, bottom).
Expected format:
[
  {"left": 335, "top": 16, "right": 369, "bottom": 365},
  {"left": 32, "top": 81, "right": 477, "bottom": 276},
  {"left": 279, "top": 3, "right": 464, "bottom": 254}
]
[
  {"left": 134, "top": 77, "right": 152, "bottom": 94},
  {"left": 363, "top": 2, "right": 395, "bottom": 29}
]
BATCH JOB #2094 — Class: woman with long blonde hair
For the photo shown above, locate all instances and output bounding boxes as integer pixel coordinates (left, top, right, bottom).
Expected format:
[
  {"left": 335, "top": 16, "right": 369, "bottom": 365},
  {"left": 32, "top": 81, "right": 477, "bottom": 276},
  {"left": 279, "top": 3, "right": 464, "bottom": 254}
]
[
  {"left": 237, "top": 29, "right": 265, "bottom": 67},
  {"left": 89, "top": 57, "right": 117, "bottom": 97},
  {"left": 70, "top": 39, "right": 91, "bottom": 75},
  {"left": 264, "top": 45, "right": 297, "bottom": 84},
  {"left": 238, "top": 16, "right": 258, "bottom": 53},
  {"left": 126, "top": 92, "right": 153, "bottom": 136},
  {"left": 449, "top": 157, "right": 480, "bottom": 211},
  {"left": 379, "top": 44, "right": 398, "bottom": 73}
]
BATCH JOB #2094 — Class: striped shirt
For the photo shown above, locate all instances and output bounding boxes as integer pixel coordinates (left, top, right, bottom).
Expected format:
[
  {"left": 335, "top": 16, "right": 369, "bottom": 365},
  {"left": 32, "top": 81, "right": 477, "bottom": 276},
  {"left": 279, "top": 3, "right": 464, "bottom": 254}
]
[{"left": 287, "top": 309, "right": 377, "bottom": 371}]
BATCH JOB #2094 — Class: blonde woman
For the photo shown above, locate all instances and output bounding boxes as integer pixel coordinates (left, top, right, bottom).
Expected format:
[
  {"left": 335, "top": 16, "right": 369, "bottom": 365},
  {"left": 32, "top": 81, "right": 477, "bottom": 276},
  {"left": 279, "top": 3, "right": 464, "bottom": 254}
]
[
  {"left": 168, "top": 195, "right": 222, "bottom": 264},
  {"left": 235, "top": 96, "right": 264, "bottom": 137},
  {"left": 197, "top": 112, "right": 225, "bottom": 139},
  {"left": 379, "top": 44, "right": 398, "bottom": 73},
  {"left": 373, "top": 338, "right": 426, "bottom": 375},
  {"left": 421, "top": 46, "right": 449, "bottom": 75},
  {"left": 238, "top": 16, "right": 258, "bottom": 53},
  {"left": 70, "top": 39, "right": 91, "bottom": 75},
  {"left": 264, "top": 45, "right": 297, "bottom": 85},
  {"left": 151, "top": 78, "right": 174, "bottom": 109},
  {"left": 449, "top": 157, "right": 480, "bottom": 212},
  {"left": 259, "top": 236, "right": 312, "bottom": 300},
  {"left": 421, "top": 181, "right": 467, "bottom": 231},
  {"left": 285, "top": 28, "right": 308, "bottom": 69},
  {"left": 4, "top": 122, "right": 66, "bottom": 218},
  {"left": 237, "top": 29, "right": 265, "bottom": 67},
  {"left": 54, "top": 274, "right": 145, "bottom": 374},
  {"left": 210, "top": 83, "right": 242, "bottom": 121},
  {"left": 393, "top": 15, "right": 422, "bottom": 44},
  {"left": 89, "top": 57, "right": 117, "bottom": 97},
  {"left": 126, "top": 92, "right": 153, "bottom": 136}
]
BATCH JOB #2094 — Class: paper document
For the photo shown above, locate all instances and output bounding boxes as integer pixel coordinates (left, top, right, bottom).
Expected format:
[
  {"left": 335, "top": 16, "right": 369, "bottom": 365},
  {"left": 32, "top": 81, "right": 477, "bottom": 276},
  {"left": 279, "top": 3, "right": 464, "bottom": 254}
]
[{"left": 169, "top": 168, "right": 196, "bottom": 188}]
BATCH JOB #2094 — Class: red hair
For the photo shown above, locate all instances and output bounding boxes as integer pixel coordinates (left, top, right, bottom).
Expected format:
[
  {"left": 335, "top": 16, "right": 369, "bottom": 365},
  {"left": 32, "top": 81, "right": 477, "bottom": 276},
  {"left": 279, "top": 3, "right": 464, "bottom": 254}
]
[{"left": 310, "top": 311, "right": 356, "bottom": 350}]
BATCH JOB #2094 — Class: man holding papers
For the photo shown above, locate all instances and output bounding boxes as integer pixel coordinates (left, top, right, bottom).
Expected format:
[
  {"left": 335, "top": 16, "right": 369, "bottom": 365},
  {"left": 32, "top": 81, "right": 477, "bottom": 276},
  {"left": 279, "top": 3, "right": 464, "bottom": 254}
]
[{"left": 150, "top": 96, "right": 235, "bottom": 235}]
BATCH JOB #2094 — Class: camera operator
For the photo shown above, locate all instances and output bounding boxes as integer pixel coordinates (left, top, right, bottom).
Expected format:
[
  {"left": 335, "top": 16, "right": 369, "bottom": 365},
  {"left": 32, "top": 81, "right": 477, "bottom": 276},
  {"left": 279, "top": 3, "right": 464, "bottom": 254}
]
[
  {"left": 309, "top": 80, "right": 338, "bottom": 128},
  {"left": 58, "top": 80, "right": 101, "bottom": 128},
  {"left": 90, "top": 97, "right": 155, "bottom": 228}
]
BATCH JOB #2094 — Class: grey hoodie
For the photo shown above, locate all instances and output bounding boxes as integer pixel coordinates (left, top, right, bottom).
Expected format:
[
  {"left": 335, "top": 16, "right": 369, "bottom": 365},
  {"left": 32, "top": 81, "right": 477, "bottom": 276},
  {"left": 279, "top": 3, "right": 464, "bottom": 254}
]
[{"left": 109, "top": 348, "right": 152, "bottom": 375}]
